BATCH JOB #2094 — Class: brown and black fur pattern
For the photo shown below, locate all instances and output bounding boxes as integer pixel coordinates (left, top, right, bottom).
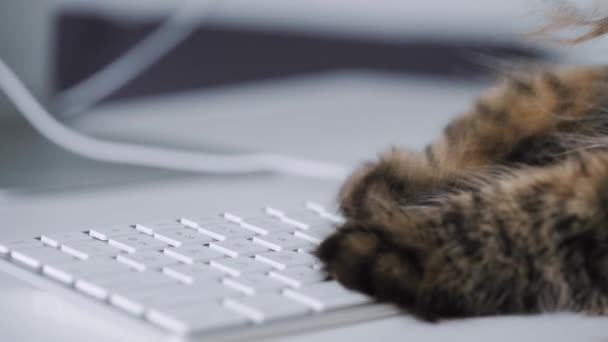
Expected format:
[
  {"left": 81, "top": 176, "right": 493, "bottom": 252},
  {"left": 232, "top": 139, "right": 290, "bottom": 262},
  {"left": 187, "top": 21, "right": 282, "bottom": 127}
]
[{"left": 316, "top": 65, "right": 608, "bottom": 321}]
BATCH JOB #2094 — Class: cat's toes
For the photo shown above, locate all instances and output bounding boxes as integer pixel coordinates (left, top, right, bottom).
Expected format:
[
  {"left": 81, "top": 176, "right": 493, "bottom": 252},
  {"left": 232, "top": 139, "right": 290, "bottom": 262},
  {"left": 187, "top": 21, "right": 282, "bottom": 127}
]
[
  {"left": 315, "top": 224, "right": 381, "bottom": 295},
  {"left": 315, "top": 222, "right": 424, "bottom": 305}
]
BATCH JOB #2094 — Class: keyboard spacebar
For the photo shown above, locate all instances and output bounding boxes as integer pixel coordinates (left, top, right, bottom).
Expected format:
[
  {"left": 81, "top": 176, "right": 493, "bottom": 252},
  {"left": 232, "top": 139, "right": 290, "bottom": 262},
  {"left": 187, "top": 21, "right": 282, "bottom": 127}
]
[{"left": 146, "top": 301, "right": 249, "bottom": 334}]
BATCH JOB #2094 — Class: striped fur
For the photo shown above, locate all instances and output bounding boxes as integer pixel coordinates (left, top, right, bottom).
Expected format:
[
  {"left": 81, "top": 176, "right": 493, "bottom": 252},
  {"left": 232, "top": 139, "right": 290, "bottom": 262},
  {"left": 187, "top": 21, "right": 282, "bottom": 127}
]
[{"left": 317, "top": 65, "right": 608, "bottom": 320}]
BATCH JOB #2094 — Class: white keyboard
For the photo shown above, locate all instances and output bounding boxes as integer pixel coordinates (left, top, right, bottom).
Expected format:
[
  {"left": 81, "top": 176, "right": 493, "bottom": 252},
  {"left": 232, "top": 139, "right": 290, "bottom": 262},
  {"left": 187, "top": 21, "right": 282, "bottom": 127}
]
[{"left": 0, "top": 203, "right": 373, "bottom": 336}]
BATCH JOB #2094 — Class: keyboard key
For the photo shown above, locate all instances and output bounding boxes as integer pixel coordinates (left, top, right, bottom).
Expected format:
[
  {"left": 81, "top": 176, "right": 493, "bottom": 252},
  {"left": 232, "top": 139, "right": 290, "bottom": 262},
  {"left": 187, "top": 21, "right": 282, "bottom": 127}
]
[
  {"left": 283, "top": 281, "right": 371, "bottom": 311},
  {"left": 76, "top": 269, "right": 175, "bottom": 300},
  {"left": 289, "top": 216, "right": 335, "bottom": 231},
  {"left": 269, "top": 266, "right": 326, "bottom": 288},
  {"left": 1, "top": 245, "right": 10, "bottom": 258},
  {"left": 75, "top": 279, "right": 111, "bottom": 300},
  {"left": 282, "top": 209, "right": 336, "bottom": 228},
  {"left": 162, "top": 263, "right": 224, "bottom": 284},
  {"left": 264, "top": 209, "right": 309, "bottom": 230},
  {"left": 108, "top": 234, "right": 168, "bottom": 253},
  {"left": 60, "top": 239, "right": 123, "bottom": 259},
  {"left": 110, "top": 283, "right": 215, "bottom": 316},
  {"left": 197, "top": 223, "right": 255, "bottom": 241},
  {"left": 178, "top": 216, "right": 235, "bottom": 229},
  {"left": 263, "top": 206, "right": 286, "bottom": 218},
  {"left": 252, "top": 232, "right": 311, "bottom": 252},
  {"left": 239, "top": 217, "right": 296, "bottom": 235},
  {"left": 210, "top": 238, "right": 269, "bottom": 258},
  {"left": 0, "top": 239, "right": 45, "bottom": 257},
  {"left": 76, "top": 270, "right": 191, "bottom": 301},
  {"left": 221, "top": 212, "right": 243, "bottom": 224},
  {"left": 43, "top": 258, "right": 132, "bottom": 281},
  {"left": 133, "top": 220, "right": 184, "bottom": 235},
  {"left": 265, "top": 207, "right": 332, "bottom": 230},
  {"left": 109, "top": 293, "right": 147, "bottom": 316},
  {"left": 42, "top": 264, "right": 77, "bottom": 284},
  {"left": 163, "top": 245, "right": 224, "bottom": 264},
  {"left": 153, "top": 228, "right": 213, "bottom": 247},
  {"left": 81, "top": 270, "right": 180, "bottom": 294},
  {"left": 289, "top": 208, "right": 330, "bottom": 220},
  {"left": 11, "top": 245, "right": 78, "bottom": 269},
  {"left": 304, "top": 201, "right": 345, "bottom": 224},
  {"left": 40, "top": 231, "right": 90, "bottom": 247},
  {"left": 304, "top": 201, "right": 327, "bottom": 215},
  {"left": 76, "top": 269, "right": 163, "bottom": 300},
  {"left": 319, "top": 212, "right": 345, "bottom": 224},
  {"left": 116, "top": 250, "right": 177, "bottom": 271},
  {"left": 151, "top": 282, "right": 233, "bottom": 303},
  {"left": 177, "top": 217, "right": 200, "bottom": 229},
  {"left": 223, "top": 293, "right": 309, "bottom": 323},
  {"left": 144, "top": 281, "right": 238, "bottom": 307},
  {"left": 209, "top": 257, "right": 271, "bottom": 277},
  {"left": 293, "top": 227, "right": 334, "bottom": 245},
  {"left": 89, "top": 225, "right": 136, "bottom": 241},
  {"left": 297, "top": 246, "right": 316, "bottom": 253},
  {"left": 112, "top": 281, "right": 235, "bottom": 315},
  {"left": 147, "top": 301, "right": 249, "bottom": 334},
  {"left": 254, "top": 250, "right": 319, "bottom": 270},
  {"left": 222, "top": 274, "right": 285, "bottom": 295},
  {"left": 305, "top": 219, "right": 337, "bottom": 232}
]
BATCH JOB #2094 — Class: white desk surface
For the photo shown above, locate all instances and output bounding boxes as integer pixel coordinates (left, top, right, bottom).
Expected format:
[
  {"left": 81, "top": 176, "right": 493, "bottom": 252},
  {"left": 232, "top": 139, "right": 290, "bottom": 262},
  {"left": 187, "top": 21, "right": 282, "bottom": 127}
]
[{"left": 1, "top": 71, "right": 608, "bottom": 341}]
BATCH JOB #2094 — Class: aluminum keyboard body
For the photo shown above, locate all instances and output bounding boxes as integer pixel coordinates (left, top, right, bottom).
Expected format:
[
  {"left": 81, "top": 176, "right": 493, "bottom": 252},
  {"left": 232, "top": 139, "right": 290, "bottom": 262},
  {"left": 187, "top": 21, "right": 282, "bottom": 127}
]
[{"left": 0, "top": 202, "right": 393, "bottom": 338}]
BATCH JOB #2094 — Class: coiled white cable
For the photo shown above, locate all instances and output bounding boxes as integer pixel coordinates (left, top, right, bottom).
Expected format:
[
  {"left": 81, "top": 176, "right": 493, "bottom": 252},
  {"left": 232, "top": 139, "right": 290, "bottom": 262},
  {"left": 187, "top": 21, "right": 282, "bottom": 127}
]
[
  {"left": 55, "top": 0, "right": 209, "bottom": 118},
  {"left": 0, "top": 57, "right": 349, "bottom": 181}
]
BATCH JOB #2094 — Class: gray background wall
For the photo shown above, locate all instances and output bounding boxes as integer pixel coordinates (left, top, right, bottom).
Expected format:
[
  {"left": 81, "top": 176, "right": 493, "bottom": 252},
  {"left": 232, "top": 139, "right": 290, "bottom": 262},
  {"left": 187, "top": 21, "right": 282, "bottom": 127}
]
[{"left": 0, "top": 0, "right": 606, "bottom": 120}]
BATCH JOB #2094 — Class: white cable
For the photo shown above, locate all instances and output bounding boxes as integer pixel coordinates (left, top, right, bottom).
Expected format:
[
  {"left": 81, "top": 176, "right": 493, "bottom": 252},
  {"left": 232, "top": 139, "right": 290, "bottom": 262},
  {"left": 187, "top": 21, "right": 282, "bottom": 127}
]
[
  {"left": 0, "top": 57, "right": 349, "bottom": 181},
  {"left": 55, "top": 0, "right": 207, "bottom": 118}
]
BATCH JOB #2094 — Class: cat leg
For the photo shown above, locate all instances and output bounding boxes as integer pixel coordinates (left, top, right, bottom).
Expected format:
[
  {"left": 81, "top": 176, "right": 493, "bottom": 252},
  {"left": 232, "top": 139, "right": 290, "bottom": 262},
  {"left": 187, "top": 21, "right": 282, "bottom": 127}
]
[
  {"left": 339, "top": 66, "right": 608, "bottom": 223},
  {"left": 319, "top": 151, "right": 608, "bottom": 319},
  {"left": 428, "top": 65, "right": 608, "bottom": 169}
]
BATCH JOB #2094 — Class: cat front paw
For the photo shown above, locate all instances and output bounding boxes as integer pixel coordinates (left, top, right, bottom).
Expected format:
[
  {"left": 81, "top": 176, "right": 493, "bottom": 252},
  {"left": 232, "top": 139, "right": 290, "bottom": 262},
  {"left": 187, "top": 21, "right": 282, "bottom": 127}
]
[{"left": 315, "top": 221, "right": 424, "bottom": 307}]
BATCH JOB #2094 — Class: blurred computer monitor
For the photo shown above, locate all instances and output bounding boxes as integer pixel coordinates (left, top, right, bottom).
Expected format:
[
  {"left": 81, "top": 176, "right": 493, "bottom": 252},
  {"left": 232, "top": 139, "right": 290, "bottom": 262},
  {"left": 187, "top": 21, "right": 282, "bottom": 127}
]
[{"left": 0, "top": 0, "right": 546, "bottom": 121}]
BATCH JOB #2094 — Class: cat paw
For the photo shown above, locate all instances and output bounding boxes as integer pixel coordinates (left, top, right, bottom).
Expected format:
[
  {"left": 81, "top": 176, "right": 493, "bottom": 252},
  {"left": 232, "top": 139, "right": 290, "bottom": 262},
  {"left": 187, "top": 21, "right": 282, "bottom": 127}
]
[
  {"left": 315, "top": 222, "right": 424, "bottom": 306},
  {"left": 315, "top": 206, "right": 488, "bottom": 320}
]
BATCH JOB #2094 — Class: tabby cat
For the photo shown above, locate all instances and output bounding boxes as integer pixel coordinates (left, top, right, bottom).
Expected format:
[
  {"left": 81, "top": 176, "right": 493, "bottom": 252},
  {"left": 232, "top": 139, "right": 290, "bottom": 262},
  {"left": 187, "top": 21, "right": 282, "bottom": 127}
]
[{"left": 316, "top": 13, "right": 608, "bottom": 321}]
